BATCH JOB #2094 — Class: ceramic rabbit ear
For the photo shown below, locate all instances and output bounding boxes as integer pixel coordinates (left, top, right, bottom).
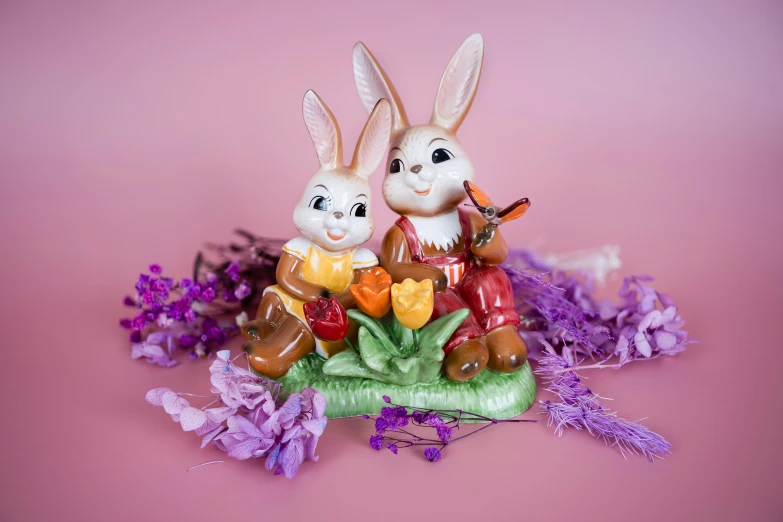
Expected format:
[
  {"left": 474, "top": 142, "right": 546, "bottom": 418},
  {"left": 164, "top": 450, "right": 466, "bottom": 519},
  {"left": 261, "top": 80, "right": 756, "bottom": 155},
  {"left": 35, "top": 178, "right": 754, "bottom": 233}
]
[
  {"left": 430, "top": 33, "right": 484, "bottom": 133},
  {"left": 302, "top": 90, "right": 343, "bottom": 169},
  {"left": 351, "top": 98, "right": 392, "bottom": 180},
  {"left": 352, "top": 42, "right": 409, "bottom": 134}
]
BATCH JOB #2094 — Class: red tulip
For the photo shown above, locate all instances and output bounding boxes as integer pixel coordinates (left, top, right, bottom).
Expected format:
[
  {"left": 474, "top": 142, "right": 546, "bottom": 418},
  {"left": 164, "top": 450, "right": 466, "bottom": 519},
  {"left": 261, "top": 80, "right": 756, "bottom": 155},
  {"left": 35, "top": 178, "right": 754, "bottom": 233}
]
[{"left": 303, "top": 297, "right": 349, "bottom": 342}]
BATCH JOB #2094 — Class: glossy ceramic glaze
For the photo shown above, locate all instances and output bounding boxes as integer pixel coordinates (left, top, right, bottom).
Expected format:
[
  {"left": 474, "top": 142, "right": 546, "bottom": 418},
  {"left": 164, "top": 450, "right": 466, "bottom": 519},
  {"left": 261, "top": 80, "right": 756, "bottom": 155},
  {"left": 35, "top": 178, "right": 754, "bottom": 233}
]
[
  {"left": 281, "top": 354, "right": 537, "bottom": 420},
  {"left": 240, "top": 91, "right": 392, "bottom": 377},
  {"left": 352, "top": 34, "right": 528, "bottom": 381}
]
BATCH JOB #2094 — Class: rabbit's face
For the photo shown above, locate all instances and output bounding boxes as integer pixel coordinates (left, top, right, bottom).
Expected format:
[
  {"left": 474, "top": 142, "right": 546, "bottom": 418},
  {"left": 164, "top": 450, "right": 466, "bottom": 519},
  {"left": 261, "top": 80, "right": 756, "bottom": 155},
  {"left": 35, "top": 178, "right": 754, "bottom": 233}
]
[
  {"left": 352, "top": 34, "right": 485, "bottom": 219},
  {"left": 382, "top": 125, "right": 474, "bottom": 217},
  {"left": 293, "top": 169, "right": 374, "bottom": 252},
  {"left": 293, "top": 90, "right": 390, "bottom": 252}
]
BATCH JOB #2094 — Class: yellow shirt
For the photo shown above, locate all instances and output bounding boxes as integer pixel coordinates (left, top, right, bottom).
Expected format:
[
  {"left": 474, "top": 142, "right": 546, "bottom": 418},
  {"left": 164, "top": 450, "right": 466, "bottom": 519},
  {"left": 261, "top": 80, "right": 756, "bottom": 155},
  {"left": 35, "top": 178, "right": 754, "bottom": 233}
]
[{"left": 263, "top": 237, "right": 378, "bottom": 357}]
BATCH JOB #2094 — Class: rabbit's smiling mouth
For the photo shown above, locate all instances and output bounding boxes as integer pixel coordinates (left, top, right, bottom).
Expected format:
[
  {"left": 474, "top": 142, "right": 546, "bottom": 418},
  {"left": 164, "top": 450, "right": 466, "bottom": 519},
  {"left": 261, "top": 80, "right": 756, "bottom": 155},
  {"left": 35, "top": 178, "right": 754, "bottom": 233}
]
[
  {"left": 327, "top": 230, "right": 346, "bottom": 241},
  {"left": 413, "top": 186, "right": 432, "bottom": 196}
]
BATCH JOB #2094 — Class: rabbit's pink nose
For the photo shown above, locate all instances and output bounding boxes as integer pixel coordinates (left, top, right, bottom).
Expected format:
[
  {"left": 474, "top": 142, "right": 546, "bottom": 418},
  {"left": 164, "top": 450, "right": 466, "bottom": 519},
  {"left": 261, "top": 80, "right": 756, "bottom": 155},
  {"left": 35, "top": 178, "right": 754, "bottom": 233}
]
[
  {"left": 333, "top": 211, "right": 344, "bottom": 219},
  {"left": 410, "top": 165, "right": 423, "bottom": 174}
]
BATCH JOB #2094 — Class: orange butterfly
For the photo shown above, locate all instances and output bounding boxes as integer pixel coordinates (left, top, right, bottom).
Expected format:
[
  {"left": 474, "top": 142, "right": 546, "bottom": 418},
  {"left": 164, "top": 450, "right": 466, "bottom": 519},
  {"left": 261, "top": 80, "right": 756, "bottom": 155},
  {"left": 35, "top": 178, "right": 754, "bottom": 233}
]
[{"left": 463, "top": 181, "right": 531, "bottom": 226}]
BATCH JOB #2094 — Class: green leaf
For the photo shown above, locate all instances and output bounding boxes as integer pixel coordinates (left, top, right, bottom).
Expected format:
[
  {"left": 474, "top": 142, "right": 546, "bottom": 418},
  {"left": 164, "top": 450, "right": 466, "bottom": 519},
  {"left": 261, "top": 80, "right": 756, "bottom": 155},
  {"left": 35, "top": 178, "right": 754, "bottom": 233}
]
[
  {"left": 347, "top": 309, "right": 397, "bottom": 353},
  {"left": 322, "top": 349, "right": 375, "bottom": 380},
  {"left": 389, "top": 314, "right": 415, "bottom": 355},
  {"left": 416, "top": 359, "right": 443, "bottom": 383},
  {"left": 392, "top": 356, "right": 417, "bottom": 374},
  {"left": 417, "top": 309, "right": 470, "bottom": 359},
  {"left": 355, "top": 326, "right": 393, "bottom": 373}
]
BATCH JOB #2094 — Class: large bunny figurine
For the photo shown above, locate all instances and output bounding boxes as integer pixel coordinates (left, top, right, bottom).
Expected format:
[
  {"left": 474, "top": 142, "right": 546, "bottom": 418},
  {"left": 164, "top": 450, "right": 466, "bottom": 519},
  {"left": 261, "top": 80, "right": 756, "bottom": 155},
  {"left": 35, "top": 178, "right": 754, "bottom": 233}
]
[
  {"left": 352, "top": 34, "right": 527, "bottom": 382},
  {"left": 241, "top": 90, "right": 392, "bottom": 378}
]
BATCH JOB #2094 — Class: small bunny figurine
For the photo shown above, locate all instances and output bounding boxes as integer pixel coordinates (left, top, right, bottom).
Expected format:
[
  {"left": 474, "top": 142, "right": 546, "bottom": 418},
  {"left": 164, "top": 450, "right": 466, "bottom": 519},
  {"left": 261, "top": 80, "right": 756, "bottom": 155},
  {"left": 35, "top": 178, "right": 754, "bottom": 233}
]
[
  {"left": 241, "top": 90, "right": 392, "bottom": 378},
  {"left": 352, "top": 34, "right": 527, "bottom": 382}
]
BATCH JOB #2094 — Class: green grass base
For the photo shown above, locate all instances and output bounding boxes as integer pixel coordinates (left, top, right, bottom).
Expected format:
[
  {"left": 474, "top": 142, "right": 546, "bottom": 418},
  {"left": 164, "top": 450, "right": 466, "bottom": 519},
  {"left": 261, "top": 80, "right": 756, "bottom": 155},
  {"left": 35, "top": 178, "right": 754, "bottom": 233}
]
[{"left": 278, "top": 354, "right": 537, "bottom": 420}]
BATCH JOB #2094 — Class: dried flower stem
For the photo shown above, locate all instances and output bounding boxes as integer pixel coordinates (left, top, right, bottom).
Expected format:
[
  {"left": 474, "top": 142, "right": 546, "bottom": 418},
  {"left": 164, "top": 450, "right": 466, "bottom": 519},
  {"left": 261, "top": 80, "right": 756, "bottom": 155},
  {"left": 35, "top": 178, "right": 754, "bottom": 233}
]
[{"left": 366, "top": 397, "right": 535, "bottom": 461}]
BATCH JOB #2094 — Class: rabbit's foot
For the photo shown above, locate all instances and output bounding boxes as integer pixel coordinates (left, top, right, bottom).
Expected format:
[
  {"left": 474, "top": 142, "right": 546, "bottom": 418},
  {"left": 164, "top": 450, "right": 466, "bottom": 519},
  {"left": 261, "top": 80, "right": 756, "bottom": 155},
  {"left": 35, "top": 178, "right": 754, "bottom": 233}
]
[
  {"left": 485, "top": 325, "right": 527, "bottom": 373},
  {"left": 442, "top": 337, "right": 489, "bottom": 382},
  {"left": 241, "top": 317, "right": 274, "bottom": 342},
  {"left": 241, "top": 292, "right": 288, "bottom": 341},
  {"left": 243, "top": 316, "right": 315, "bottom": 378}
]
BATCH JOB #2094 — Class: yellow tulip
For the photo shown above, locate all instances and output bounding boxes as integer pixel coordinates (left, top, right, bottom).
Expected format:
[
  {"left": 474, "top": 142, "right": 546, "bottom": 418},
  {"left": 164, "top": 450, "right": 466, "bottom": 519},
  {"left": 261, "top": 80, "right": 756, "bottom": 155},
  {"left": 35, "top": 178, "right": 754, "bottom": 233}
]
[{"left": 391, "top": 278, "right": 434, "bottom": 330}]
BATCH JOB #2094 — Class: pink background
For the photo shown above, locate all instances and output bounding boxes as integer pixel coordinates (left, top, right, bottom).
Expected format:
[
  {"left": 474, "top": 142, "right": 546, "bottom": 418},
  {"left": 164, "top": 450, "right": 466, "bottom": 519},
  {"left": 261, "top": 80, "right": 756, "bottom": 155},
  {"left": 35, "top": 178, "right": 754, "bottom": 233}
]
[{"left": 1, "top": 1, "right": 782, "bottom": 521}]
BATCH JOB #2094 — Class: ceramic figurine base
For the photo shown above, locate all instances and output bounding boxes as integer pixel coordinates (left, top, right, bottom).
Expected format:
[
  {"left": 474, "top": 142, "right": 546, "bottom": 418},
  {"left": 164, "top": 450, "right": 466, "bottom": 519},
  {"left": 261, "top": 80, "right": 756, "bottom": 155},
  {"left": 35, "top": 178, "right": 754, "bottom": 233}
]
[{"left": 276, "top": 354, "right": 536, "bottom": 420}]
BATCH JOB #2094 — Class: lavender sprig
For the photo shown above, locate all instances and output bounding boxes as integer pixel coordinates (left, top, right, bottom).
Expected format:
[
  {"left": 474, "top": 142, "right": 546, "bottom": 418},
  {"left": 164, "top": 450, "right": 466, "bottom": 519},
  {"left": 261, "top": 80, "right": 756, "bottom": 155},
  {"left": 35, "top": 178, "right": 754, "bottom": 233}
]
[
  {"left": 536, "top": 350, "right": 672, "bottom": 462},
  {"left": 364, "top": 396, "right": 535, "bottom": 462}
]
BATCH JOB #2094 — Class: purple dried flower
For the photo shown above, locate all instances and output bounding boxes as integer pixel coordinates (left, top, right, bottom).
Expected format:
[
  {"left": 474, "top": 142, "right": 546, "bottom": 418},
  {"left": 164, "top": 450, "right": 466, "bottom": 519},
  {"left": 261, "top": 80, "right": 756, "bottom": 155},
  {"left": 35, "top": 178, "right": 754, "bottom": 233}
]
[
  {"left": 382, "top": 395, "right": 391, "bottom": 403},
  {"left": 411, "top": 411, "right": 428, "bottom": 424},
  {"left": 121, "top": 234, "right": 284, "bottom": 366},
  {"left": 119, "top": 318, "right": 132, "bottom": 329},
  {"left": 146, "top": 350, "right": 322, "bottom": 479},
  {"left": 209, "top": 350, "right": 280, "bottom": 409},
  {"left": 370, "top": 434, "right": 384, "bottom": 451},
  {"left": 215, "top": 415, "right": 276, "bottom": 460},
  {"left": 200, "top": 287, "right": 216, "bottom": 303},
  {"left": 183, "top": 308, "right": 197, "bottom": 323},
  {"left": 234, "top": 280, "right": 251, "bottom": 300},
  {"left": 179, "top": 334, "right": 197, "bottom": 348},
  {"left": 187, "top": 284, "right": 202, "bottom": 299},
  {"left": 536, "top": 350, "right": 672, "bottom": 462},
  {"left": 151, "top": 279, "right": 169, "bottom": 298},
  {"left": 436, "top": 425, "right": 452, "bottom": 442},
  {"left": 140, "top": 289, "right": 156, "bottom": 306},
  {"left": 424, "top": 447, "right": 442, "bottom": 462},
  {"left": 366, "top": 397, "right": 534, "bottom": 462},
  {"left": 426, "top": 413, "right": 444, "bottom": 427},
  {"left": 131, "top": 332, "right": 178, "bottom": 368},
  {"left": 226, "top": 260, "right": 241, "bottom": 282},
  {"left": 504, "top": 250, "right": 691, "bottom": 371},
  {"left": 130, "top": 315, "right": 146, "bottom": 331}
]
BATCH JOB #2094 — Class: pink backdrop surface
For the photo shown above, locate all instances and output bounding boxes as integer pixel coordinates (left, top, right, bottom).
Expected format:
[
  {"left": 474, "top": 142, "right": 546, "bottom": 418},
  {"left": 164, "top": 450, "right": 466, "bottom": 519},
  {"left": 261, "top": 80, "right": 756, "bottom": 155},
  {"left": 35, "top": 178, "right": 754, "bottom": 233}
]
[{"left": 1, "top": 1, "right": 782, "bottom": 521}]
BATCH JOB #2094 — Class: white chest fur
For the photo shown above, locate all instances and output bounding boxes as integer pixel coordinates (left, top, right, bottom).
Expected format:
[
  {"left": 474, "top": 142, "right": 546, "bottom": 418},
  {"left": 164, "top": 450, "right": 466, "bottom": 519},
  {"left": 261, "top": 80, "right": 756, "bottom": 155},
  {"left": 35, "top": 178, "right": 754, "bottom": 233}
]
[{"left": 407, "top": 209, "right": 463, "bottom": 252}]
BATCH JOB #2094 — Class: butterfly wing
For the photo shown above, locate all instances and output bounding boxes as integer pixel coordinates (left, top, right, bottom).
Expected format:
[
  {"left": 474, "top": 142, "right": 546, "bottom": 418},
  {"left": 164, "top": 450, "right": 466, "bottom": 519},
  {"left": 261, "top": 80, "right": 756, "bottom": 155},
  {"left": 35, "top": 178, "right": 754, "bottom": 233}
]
[
  {"left": 497, "top": 198, "right": 531, "bottom": 223},
  {"left": 463, "top": 181, "right": 494, "bottom": 209}
]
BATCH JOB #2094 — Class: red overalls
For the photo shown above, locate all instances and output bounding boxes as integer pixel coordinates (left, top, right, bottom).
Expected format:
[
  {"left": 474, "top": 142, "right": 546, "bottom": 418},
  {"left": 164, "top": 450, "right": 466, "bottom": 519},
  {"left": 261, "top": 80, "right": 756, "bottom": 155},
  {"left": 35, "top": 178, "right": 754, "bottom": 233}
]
[{"left": 395, "top": 210, "right": 520, "bottom": 354}]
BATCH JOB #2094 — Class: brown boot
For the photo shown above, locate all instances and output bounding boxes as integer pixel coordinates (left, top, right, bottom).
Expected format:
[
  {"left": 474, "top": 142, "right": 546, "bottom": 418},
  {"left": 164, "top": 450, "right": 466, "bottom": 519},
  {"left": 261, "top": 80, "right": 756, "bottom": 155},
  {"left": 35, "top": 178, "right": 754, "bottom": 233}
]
[
  {"left": 243, "top": 315, "right": 315, "bottom": 378},
  {"left": 241, "top": 292, "right": 287, "bottom": 341},
  {"left": 442, "top": 337, "right": 489, "bottom": 382},
  {"left": 485, "top": 324, "right": 527, "bottom": 373}
]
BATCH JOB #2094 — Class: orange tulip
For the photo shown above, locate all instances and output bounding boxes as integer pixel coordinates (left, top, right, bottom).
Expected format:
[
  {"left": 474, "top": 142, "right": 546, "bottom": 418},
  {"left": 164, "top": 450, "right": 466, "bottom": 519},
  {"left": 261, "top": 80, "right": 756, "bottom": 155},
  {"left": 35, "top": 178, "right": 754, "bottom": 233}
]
[{"left": 349, "top": 267, "right": 393, "bottom": 318}]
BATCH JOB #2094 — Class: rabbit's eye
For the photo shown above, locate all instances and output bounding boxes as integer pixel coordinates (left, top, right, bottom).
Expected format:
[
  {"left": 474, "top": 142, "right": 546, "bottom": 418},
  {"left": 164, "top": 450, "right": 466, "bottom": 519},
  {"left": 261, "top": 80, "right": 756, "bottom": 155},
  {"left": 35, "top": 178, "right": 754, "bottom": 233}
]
[
  {"left": 350, "top": 202, "right": 367, "bottom": 218},
  {"left": 390, "top": 159, "right": 404, "bottom": 174},
  {"left": 309, "top": 195, "right": 330, "bottom": 211},
  {"left": 431, "top": 148, "right": 454, "bottom": 164}
]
